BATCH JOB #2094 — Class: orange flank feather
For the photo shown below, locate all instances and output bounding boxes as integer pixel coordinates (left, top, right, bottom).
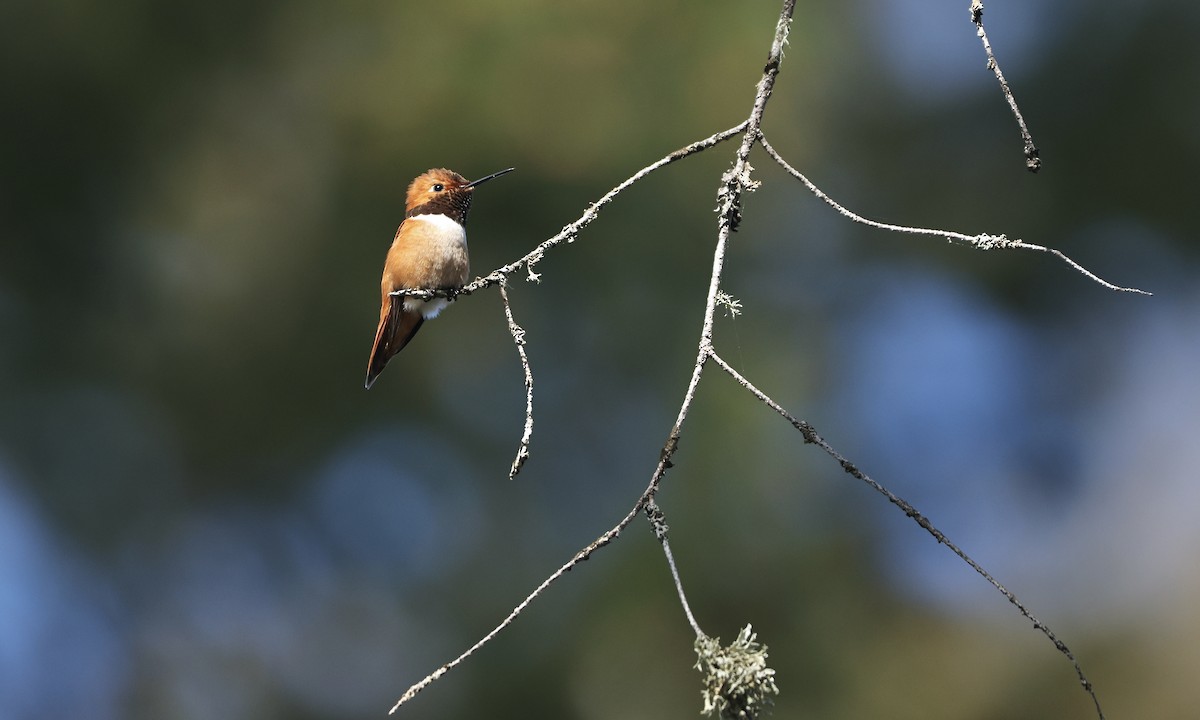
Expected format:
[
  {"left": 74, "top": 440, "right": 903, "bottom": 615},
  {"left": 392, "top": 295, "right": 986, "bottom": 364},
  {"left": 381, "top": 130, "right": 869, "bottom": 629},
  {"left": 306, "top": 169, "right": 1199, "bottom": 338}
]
[{"left": 365, "top": 293, "right": 424, "bottom": 389}]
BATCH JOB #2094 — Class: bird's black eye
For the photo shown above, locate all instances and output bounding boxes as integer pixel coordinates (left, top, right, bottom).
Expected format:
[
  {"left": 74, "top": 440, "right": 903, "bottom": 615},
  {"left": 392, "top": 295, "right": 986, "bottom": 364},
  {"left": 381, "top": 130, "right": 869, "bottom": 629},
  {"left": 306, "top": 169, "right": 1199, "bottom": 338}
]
[{"left": 432, "top": 183, "right": 444, "bottom": 192}]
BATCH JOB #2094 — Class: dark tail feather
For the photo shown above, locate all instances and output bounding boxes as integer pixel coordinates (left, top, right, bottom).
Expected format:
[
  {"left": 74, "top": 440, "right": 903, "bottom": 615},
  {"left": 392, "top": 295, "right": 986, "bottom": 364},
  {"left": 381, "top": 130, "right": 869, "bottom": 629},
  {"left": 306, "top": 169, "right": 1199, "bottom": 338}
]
[{"left": 365, "top": 305, "right": 424, "bottom": 389}]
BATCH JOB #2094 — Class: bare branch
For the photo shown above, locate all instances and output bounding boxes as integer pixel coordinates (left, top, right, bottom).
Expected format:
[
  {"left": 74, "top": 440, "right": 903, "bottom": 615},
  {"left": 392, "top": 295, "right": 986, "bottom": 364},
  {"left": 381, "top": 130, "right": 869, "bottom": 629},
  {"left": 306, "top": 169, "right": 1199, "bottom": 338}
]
[
  {"left": 385, "top": 121, "right": 753, "bottom": 717},
  {"left": 646, "top": 500, "right": 704, "bottom": 638},
  {"left": 471, "top": 121, "right": 746, "bottom": 289},
  {"left": 388, "top": 1, "right": 1122, "bottom": 716},
  {"left": 970, "top": 0, "right": 1041, "bottom": 171},
  {"left": 707, "top": 350, "right": 1107, "bottom": 720},
  {"left": 758, "top": 135, "right": 1150, "bottom": 295},
  {"left": 499, "top": 283, "right": 534, "bottom": 480},
  {"left": 388, "top": 500, "right": 646, "bottom": 713},
  {"left": 389, "top": 4, "right": 798, "bottom": 713}
]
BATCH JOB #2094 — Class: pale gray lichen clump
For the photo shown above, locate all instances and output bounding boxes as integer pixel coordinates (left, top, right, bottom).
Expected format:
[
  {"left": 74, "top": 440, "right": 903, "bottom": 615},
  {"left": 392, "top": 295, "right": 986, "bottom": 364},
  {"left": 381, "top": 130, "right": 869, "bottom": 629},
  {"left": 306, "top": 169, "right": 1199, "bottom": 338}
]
[{"left": 695, "top": 625, "right": 779, "bottom": 719}]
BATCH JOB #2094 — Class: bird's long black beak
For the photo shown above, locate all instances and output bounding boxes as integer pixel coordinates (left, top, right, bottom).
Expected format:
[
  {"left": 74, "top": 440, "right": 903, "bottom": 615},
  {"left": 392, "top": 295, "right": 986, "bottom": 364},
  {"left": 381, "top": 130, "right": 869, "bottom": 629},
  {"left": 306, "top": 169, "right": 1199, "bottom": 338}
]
[{"left": 466, "top": 167, "right": 516, "bottom": 188}]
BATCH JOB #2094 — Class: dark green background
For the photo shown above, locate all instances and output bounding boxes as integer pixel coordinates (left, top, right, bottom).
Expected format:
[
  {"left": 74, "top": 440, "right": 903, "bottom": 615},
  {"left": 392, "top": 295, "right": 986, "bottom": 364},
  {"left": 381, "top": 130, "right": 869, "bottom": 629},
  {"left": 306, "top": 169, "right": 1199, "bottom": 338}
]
[{"left": 1, "top": 1, "right": 1195, "bottom": 718}]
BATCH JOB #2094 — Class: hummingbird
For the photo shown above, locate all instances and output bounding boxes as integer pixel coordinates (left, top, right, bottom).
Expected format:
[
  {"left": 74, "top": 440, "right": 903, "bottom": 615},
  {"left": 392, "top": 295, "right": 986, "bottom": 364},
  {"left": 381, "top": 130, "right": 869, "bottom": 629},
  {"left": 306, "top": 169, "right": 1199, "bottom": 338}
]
[{"left": 365, "top": 166, "right": 515, "bottom": 389}]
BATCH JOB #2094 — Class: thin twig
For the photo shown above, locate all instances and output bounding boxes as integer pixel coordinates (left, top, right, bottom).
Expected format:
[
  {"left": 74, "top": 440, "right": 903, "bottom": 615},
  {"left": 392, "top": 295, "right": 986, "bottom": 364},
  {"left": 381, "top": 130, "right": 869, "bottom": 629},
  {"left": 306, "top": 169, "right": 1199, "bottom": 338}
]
[
  {"left": 499, "top": 283, "right": 534, "bottom": 480},
  {"left": 707, "top": 350, "right": 1107, "bottom": 720},
  {"left": 970, "top": 0, "right": 1040, "bottom": 172},
  {"left": 646, "top": 500, "right": 704, "bottom": 637},
  {"left": 388, "top": 502, "right": 645, "bottom": 713},
  {"left": 758, "top": 134, "right": 1150, "bottom": 295},
  {"left": 473, "top": 120, "right": 748, "bottom": 289}
]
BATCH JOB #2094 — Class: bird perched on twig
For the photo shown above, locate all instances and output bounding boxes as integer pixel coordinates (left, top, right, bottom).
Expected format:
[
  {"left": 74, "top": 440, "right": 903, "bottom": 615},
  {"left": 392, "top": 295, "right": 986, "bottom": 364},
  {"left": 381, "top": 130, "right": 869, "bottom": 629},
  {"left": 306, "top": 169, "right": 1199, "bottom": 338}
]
[{"left": 365, "top": 166, "right": 514, "bottom": 389}]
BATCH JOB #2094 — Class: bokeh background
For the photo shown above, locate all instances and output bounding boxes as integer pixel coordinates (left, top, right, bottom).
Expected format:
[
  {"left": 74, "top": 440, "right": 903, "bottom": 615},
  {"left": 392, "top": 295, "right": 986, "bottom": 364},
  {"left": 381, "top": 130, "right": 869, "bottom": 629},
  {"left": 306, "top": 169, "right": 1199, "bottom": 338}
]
[{"left": 2, "top": 1, "right": 1196, "bottom": 718}]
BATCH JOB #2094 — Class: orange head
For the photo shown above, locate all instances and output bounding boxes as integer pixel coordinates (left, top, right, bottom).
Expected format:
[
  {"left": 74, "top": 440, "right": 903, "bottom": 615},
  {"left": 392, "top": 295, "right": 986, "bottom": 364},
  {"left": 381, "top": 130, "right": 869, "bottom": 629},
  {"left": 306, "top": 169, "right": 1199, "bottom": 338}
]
[{"left": 403, "top": 167, "right": 515, "bottom": 223}]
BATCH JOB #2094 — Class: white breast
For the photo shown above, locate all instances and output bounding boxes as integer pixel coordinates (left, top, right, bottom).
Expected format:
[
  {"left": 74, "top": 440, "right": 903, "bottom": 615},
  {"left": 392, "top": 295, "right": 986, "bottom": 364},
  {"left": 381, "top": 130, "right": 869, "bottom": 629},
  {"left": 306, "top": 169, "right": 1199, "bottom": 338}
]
[
  {"left": 408, "top": 213, "right": 467, "bottom": 249},
  {"left": 402, "top": 213, "right": 467, "bottom": 319}
]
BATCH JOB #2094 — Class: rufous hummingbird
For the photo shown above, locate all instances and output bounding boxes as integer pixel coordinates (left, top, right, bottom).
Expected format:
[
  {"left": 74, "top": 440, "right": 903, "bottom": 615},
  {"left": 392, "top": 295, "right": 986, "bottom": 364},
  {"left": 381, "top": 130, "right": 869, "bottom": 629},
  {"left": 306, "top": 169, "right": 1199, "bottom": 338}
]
[{"left": 365, "top": 166, "right": 515, "bottom": 389}]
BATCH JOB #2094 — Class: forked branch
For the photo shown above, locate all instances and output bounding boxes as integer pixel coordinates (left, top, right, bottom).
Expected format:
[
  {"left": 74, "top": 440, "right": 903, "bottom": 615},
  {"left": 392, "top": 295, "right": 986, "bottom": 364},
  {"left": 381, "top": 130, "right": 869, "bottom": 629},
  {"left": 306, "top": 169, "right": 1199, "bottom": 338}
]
[
  {"left": 387, "top": 1, "right": 1123, "bottom": 717},
  {"left": 386, "top": 123, "right": 746, "bottom": 714}
]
